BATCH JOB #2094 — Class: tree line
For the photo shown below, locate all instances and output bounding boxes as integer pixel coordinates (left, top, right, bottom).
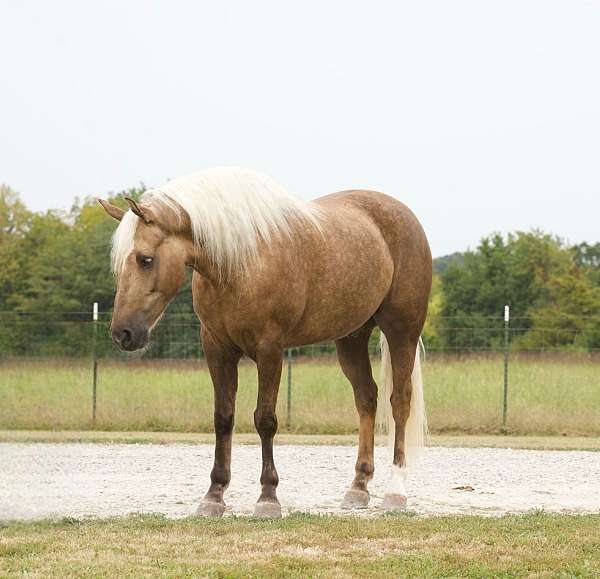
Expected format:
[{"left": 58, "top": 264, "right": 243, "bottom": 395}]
[
  {"left": 1, "top": 184, "right": 599, "bottom": 356},
  {"left": 427, "top": 232, "right": 600, "bottom": 351}
]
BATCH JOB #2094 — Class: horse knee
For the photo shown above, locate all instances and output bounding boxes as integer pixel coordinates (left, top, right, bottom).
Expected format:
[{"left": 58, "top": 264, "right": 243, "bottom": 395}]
[
  {"left": 254, "top": 409, "right": 278, "bottom": 438},
  {"left": 214, "top": 410, "right": 234, "bottom": 436}
]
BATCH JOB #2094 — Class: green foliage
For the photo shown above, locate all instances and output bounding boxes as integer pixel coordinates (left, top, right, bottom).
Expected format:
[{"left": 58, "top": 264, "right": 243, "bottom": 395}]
[
  {"left": 1, "top": 185, "right": 599, "bottom": 356},
  {"left": 0, "top": 186, "right": 167, "bottom": 356},
  {"left": 432, "top": 251, "right": 464, "bottom": 275},
  {"left": 0, "top": 185, "right": 33, "bottom": 310},
  {"left": 422, "top": 274, "right": 442, "bottom": 347},
  {"left": 521, "top": 267, "right": 600, "bottom": 351},
  {"left": 573, "top": 241, "right": 600, "bottom": 285},
  {"left": 1, "top": 190, "right": 125, "bottom": 314},
  {"left": 435, "top": 231, "right": 600, "bottom": 351}
]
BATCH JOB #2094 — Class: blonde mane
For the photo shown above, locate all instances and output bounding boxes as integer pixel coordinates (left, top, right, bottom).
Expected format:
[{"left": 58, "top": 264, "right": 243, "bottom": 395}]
[{"left": 111, "top": 167, "right": 322, "bottom": 276}]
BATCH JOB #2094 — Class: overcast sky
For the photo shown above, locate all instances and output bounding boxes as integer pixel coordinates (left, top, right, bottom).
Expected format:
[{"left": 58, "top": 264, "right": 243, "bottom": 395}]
[{"left": 1, "top": 1, "right": 599, "bottom": 257}]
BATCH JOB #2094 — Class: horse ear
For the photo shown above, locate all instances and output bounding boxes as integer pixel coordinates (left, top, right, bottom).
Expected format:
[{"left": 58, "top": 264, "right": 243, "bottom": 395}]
[
  {"left": 124, "top": 197, "right": 153, "bottom": 224},
  {"left": 97, "top": 199, "right": 125, "bottom": 221}
]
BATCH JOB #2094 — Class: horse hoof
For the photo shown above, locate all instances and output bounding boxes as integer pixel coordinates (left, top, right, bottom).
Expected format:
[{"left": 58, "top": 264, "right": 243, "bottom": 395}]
[
  {"left": 253, "top": 501, "right": 282, "bottom": 519},
  {"left": 381, "top": 493, "right": 407, "bottom": 511},
  {"left": 341, "top": 489, "right": 370, "bottom": 509},
  {"left": 196, "top": 500, "right": 226, "bottom": 518}
]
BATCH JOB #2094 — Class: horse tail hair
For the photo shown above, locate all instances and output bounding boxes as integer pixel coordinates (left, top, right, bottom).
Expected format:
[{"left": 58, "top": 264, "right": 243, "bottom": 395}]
[{"left": 375, "top": 333, "right": 428, "bottom": 466}]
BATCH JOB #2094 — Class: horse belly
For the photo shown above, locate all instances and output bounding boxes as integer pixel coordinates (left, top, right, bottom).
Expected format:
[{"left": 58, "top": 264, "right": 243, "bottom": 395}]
[{"left": 286, "top": 229, "right": 393, "bottom": 346}]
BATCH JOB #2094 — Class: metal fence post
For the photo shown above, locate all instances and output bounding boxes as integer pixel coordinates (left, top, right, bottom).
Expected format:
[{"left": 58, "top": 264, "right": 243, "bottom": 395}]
[
  {"left": 502, "top": 304, "right": 510, "bottom": 430},
  {"left": 92, "top": 302, "right": 98, "bottom": 426},
  {"left": 286, "top": 348, "right": 292, "bottom": 429}
]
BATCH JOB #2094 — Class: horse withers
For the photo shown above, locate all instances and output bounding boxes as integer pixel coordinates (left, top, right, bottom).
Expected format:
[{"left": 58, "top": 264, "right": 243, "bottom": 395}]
[{"left": 99, "top": 167, "right": 432, "bottom": 518}]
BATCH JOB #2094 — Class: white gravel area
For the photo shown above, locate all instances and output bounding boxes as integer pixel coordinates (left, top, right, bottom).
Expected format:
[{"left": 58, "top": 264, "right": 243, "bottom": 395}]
[{"left": 1, "top": 443, "right": 599, "bottom": 521}]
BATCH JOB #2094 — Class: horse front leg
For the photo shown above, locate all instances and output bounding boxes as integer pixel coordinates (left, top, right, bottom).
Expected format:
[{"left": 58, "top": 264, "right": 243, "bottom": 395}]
[
  {"left": 253, "top": 345, "right": 283, "bottom": 518},
  {"left": 197, "top": 329, "right": 241, "bottom": 517}
]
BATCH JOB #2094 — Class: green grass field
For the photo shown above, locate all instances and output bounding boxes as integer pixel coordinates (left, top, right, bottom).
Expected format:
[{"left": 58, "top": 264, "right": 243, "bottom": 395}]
[
  {"left": 0, "top": 355, "right": 599, "bottom": 436},
  {"left": 2, "top": 512, "right": 599, "bottom": 577}
]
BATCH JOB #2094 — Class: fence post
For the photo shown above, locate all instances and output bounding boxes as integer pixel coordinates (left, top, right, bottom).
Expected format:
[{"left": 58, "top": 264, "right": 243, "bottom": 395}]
[
  {"left": 92, "top": 302, "right": 98, "bottom": 426},
  {"left": 502, "top": 304, "right": 510, "bottom": 430},
  {"left": 286, "top": 348, "right": 293, "bottom": 430}
]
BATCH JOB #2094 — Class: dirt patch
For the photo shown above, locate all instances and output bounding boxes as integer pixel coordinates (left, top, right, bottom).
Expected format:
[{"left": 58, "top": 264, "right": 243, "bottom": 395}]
[{"left": 1, "top": 443, "right": 599, "bottom": 520}]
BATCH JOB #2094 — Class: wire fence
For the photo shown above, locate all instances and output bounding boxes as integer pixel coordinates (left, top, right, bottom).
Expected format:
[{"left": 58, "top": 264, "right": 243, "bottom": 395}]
[
  {"left": 1, "top": 308, "right": 599, "bottom": 432},
  {"left": 1, "top": 310, "right": 600, "bottom": 359}
]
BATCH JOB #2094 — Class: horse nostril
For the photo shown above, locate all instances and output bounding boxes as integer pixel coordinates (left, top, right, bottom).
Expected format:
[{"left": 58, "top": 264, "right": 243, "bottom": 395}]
[
  {"left": 113, "top": 328, "right": 133, "bottom": 348},
  {"left": 120, "top": 329, "right": 132, "bottom": 348}
]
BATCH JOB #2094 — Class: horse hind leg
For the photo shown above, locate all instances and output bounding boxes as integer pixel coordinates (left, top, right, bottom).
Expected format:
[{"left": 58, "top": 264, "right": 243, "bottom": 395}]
[
  {"left": 335, "top": 320, "right": 378, "bottom": 509},
  {"left": 375, "top": 319, "right": 426, "bottom": 510}
]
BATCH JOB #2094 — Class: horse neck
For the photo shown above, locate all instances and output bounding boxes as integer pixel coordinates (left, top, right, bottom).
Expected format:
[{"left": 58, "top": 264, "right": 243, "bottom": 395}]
[{"left": 186, "top": 238, "right": 246, "bottom": 291}]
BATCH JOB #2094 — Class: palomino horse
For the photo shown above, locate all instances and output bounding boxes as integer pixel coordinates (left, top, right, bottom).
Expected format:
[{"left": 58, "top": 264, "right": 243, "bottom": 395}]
[{"left": 99, "top": 167, "right": 431, "bottom": 518}]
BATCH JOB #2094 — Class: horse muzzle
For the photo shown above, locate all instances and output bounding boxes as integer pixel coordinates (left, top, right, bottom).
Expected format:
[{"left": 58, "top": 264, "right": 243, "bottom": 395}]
[{"left": 111, "top": 325, "right": 149, "bottom": 352}]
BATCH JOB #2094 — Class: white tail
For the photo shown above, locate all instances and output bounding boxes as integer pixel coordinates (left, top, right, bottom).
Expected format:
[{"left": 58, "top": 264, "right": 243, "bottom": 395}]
[{"left": 375, "top": 333, "right": 428, "bottom": 466}]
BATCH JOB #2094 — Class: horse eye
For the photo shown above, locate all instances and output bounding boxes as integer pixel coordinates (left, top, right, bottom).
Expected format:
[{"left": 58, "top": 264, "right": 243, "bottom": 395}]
[{"left": 137, "top": 255, "right": 154, "bottom": 267}]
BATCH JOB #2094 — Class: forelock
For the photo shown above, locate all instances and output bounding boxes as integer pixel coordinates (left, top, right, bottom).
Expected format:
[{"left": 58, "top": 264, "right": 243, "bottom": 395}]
[{"left": 111, "top": 210, "right": 139, "bottom": 274}]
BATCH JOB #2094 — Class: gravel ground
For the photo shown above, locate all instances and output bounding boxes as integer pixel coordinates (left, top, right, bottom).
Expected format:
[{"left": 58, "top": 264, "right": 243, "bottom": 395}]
[{"left": 1, "top": 443, "right": 599, "bottom": 521}]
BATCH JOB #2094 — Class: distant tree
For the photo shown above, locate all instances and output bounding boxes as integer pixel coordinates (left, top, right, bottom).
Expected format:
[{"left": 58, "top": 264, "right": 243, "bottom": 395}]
[
  {"left": 438, "top": 231, "right": 597, "bottom": 351},
  {"left": 11, "top": 188, "right": 147, "bottom": 314},
  {"left": 0, "top": 186, "right": 33, "bottom": 310},
  {"left": 442, "top": 231, "right": 571, "bottom": 317},
  {"left": 0, "top": 184, "right": 31, "bottom": 241},
  {"left": 573, "top": 242, "right": 600, "bottom": 286},
  {"left": 2, "top": 183, "right": 598, "bottom": 356},
  {"left": 422, "top": 274, "right": 442, "bottom": 348},
  {"left": 520, "top": 267, "right": 600, "bottom": 351},
  {"left": 432, "top": 252, "right": 465, "bottom": 275}
]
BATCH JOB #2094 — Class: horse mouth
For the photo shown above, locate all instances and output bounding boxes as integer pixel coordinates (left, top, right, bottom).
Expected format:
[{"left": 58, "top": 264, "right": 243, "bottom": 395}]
[{"left": 119, "top": 338, "right": 148, "bottom": 352}]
